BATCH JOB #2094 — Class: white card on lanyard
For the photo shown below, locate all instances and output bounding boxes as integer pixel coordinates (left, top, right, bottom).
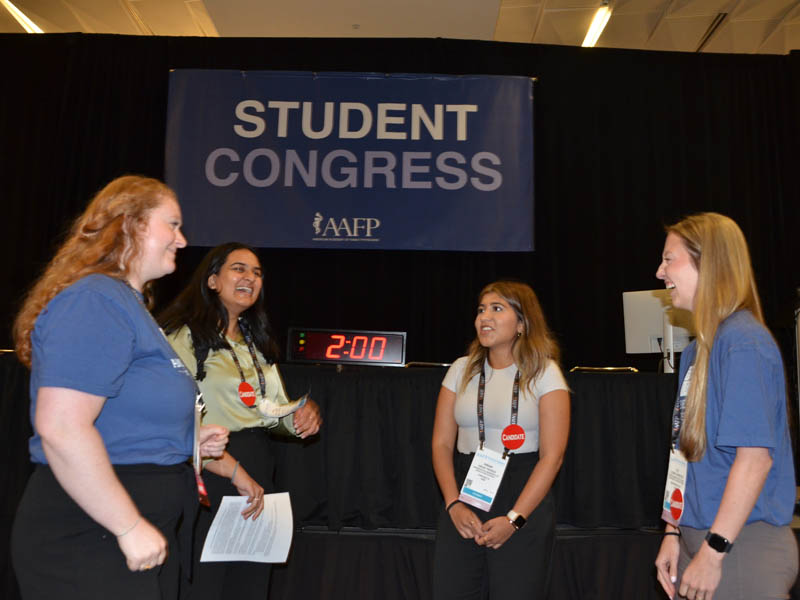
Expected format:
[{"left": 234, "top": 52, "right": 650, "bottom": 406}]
[
  {"left": 458, "top": 446, "right": 509, "bottom": 512},
  {"left": 661, "top": 448, "right": 688, "bottom": 526}
]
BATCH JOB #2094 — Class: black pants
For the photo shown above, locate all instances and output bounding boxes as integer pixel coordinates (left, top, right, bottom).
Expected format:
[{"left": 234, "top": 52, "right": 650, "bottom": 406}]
[
  {"left": 433, "top": 451, "right": 555, "bottom": 600},
  {"left": 182, "top": 428, "right": 276, "bottom": 600},
  {"left": 12, "top": 462, "right": 195, "bottom": 600}
]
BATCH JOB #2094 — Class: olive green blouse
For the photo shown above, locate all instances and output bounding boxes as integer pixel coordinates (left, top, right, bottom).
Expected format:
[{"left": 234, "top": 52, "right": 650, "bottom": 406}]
[{"left": 168, "top": 325, "right": 297, "bottom": 435}]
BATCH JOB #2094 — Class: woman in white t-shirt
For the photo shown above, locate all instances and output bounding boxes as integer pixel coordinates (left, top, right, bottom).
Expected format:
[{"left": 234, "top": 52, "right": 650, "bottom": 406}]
[{"left": 431, "top": 281, "right": 570, "bottom": 599}]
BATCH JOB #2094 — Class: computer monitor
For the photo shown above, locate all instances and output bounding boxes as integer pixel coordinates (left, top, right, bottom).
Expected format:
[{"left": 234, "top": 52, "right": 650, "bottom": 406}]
[{"left": 622, "top": 289, "right": 694, "bottom": 372}]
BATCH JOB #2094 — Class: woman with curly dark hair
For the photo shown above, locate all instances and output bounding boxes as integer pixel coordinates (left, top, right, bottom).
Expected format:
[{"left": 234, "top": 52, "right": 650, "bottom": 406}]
[{"left": 159, "top": 242, "right": 321, "bottom": 600}]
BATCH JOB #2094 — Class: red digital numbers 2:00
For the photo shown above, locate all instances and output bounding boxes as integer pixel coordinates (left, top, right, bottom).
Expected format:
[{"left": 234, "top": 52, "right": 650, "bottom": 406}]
[{"left": 325, "top": 335, "right": 387, "bottom": 360}]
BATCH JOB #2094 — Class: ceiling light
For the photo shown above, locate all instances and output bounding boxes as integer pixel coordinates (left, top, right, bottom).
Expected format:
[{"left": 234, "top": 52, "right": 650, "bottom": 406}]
[
  {"left": 1, "top": 0, "right": 43, "bottom": 33},
  {"left": 582, "top": 3, "right": 611, "bottom": 48}
]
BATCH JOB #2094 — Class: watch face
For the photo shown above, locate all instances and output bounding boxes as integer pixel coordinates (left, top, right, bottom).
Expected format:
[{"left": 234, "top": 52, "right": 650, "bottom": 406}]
[
  {"left": 705, "top": 532, "right": 731, "bottom": 553},
  {"left": 512, "top": 515, "right": 526, "bottom": 529}
]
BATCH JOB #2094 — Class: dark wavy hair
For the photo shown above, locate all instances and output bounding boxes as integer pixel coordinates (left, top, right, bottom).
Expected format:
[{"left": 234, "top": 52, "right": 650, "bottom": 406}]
[{"left": 158, "top": 242, "right": 279, "bottom": 380}]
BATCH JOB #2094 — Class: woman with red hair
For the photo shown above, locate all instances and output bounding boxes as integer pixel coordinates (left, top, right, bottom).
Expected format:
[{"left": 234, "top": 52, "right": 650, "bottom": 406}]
[{"left": 11, "top": 175, "right": 228, "bottom": 599}]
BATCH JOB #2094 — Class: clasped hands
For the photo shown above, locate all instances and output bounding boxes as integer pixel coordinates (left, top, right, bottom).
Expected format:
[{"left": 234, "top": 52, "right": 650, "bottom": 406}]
[{"left": 449, "top": 503, "right": 516, "bottom": 550}]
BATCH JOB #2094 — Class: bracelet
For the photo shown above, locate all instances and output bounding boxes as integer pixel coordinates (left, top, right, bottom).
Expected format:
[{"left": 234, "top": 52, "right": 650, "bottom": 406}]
[
  {"left": 446, "top": 499, "right": 461, "bottom": 513},
  {"left": 664, "top": 531, "right": 681, "bottom": 538},
  {"left": 230, "top": 461, "right": 240, "bottom": 483},
  {"left": 116, "top": 516, "right": 141, "bottom": 538}
]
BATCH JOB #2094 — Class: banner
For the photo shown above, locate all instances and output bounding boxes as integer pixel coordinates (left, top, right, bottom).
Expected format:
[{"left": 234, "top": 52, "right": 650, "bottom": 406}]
[{"left": 166, "top": 70, "right": 534, "bottom": 251}]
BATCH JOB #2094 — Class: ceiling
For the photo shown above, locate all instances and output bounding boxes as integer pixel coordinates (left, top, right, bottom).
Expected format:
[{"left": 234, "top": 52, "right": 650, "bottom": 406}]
[{"left": 2, "top": 0, "right": 799, "bottom": 54}]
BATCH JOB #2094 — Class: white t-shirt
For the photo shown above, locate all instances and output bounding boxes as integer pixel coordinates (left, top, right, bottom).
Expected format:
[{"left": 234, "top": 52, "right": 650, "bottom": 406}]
[{"left": 442, "top": 356, "right": 568, "bottom": 454}]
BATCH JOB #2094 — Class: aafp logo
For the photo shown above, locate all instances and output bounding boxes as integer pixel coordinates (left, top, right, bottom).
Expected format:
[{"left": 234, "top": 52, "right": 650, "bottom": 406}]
[{"left": 312, "top": 212, "right": 381, "bottom": 243}]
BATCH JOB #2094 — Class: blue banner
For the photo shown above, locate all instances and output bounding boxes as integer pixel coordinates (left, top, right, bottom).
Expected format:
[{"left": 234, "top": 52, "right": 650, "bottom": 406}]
[{"left": 166, "top": 70, "right": 533, "bottom": 251}]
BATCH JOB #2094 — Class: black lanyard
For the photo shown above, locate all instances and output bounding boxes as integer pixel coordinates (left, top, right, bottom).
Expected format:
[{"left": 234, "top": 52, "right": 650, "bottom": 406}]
[
  {"left": 227, "top": 319, "right": 266, "bottom": 400},
  {"left": 477, "top": 367, "right": 520, "bottom": 455}
]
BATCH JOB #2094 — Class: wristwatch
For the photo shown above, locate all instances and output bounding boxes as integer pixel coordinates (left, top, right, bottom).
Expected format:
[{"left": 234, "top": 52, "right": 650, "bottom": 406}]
[
  {"left": 704, "top": 531, "right": 733, "bottom": 553},
  {"left": 507, "top": 510, "right": 526, "bottom": 530}
]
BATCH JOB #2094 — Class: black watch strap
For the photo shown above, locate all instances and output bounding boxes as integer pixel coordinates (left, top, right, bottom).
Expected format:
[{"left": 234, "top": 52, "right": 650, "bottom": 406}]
[{"left": 704, "top": 531, "right": 733, "bottom": 553}]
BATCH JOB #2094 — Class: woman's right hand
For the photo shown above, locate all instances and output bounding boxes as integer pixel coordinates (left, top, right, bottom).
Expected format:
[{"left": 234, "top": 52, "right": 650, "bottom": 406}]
[
  {"left": 199, "top": 424, "right": 229, "bottom": 458},
  {"left": 449, "top": 502, "right": 484, "bottom": 540},
  {"left": 655, "top": 534, "right": 680, "bottom": 599},
  {"left": 116, "top": 517, "right": 168, "bottom": 572},
  {"left": 232, "top": 468, "right": 265, "bottom": 520}
]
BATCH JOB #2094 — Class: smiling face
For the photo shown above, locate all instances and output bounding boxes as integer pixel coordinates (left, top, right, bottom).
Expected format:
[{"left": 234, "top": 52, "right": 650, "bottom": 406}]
[
  {"left": 656, "top": 232, "right": 699, "bottom": 311},
  {"left": 128, "top": 195, "right": 186, "bottom": 290},
  {"left": 475, "top": 291, "right": 524, "bottom": 359},
  {"left": 207, "top": 248, "right": 263, "bottom": 321}
]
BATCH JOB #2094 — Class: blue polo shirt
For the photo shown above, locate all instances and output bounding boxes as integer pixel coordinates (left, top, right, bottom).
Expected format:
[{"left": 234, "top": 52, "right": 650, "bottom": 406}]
[
  {"left": 29, "top": 274, "right": 196, "bottom": 465},
  {"left": 677, "top": 310, "right": 795, "bottom": 528}
]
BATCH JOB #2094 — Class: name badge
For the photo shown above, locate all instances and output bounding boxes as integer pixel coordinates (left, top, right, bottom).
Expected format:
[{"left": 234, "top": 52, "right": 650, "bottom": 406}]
[
  {"left": 458, "top": 446, "right": 508, "bottom": 512},
  {"left": 661, "top": 448, "right": 688, "bottom": 526}
]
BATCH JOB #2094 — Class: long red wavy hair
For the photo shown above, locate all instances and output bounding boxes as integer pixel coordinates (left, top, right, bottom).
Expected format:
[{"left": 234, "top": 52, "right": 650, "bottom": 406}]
[{"left": 14, "top": 175, "right": 175, "bottom": 367}]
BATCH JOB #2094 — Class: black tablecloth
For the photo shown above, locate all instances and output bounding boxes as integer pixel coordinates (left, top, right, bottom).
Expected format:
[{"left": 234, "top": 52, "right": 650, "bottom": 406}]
[
  {"left": 2, "top": 354, "right": 680, "bottom": 600},
  {"left": 275, "top": 364, "right": 676, "bottom": 530}
]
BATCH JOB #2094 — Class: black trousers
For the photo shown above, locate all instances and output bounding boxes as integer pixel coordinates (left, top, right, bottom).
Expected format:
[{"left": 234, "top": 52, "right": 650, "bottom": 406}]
[
  {"left": 433, "top": 451, "right": 555, "bottom": 600},
  {"left": 12, "top": 462, "right": 195, "bottom": 600},
  {"left": 182, "top": 428, "right": 276, "bottom": 600}
]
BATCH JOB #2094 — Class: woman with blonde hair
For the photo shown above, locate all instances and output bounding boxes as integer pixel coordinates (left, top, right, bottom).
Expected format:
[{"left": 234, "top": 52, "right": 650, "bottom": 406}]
[
  {"left": 431, "top": 281, "right": 570, "bottom": 598},
  {"left": 11, "top": 175, "right": 228, "bottom": 599},
  {"left": 654, "top": 212, "right": 796, "bottom": 600}
]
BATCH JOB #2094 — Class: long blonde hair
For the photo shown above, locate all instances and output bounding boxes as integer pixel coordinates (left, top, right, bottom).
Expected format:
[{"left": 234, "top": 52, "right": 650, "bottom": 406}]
[
  {"left": 14, "top": 175, "right": 175, "bottom": 367},
  {"left": 460, "top": 281, "right": 560, "bottom": 395},
  {"left": 669, "top": 213, "right": 764, "bottom": 461}
]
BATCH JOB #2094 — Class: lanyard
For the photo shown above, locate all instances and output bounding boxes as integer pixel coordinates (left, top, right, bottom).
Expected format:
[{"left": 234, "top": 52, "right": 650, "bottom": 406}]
[
  {"left": 669, "top": 393, "right": 685, "bottom": 450},
  {"left": 226, "top": 318, "right": 266, "bottom": 399},
  {"left": 122, "top": 280, "right": 201, "bottom": 396},
  {"left": 670, "top": 363, "right": 694, "bottom": 449},
  {"left": 122, "top": 279, "right": 209, "bottom": 504},
  {"left": 477, "top": 367, "right": 520, "bottom": 455}
]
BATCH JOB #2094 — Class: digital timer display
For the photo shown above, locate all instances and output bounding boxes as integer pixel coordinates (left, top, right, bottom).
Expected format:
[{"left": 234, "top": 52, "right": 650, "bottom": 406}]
[{"left": 287, "top": 328, "right": 406, "bottom": 366}]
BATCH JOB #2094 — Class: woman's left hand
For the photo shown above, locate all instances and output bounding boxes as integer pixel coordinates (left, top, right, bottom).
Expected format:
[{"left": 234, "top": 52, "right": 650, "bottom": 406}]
[
  {"left": 475, "top": 516, "right": 516, "bottom": 549},
  {"left": 231, "top": 467, "right": 265, "bottom": 520},
  {"left": 293, "top": 400, "right": 322, "bottom": 438},
  {"left": 678, "top": 544, "right": 723, "bottom": 600},
  {"left": 199, "top": 424, "right": 229, "bottom": 457}
]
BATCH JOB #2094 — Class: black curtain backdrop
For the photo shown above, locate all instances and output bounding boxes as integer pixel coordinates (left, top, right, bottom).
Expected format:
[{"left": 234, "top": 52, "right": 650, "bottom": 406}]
[
  {"left": 2, "top": 35, "right": 799, "bottom": 597},
  {"left": 1, "top": 34, "right": 799, "bottom": 375}
]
